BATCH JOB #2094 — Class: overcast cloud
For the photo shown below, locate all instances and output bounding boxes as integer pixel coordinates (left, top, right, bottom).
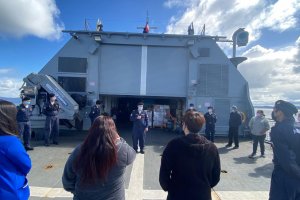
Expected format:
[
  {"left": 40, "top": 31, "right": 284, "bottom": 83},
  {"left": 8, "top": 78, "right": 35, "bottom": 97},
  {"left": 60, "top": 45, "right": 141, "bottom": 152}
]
[{"left": 0, "top": 0, "right": 64, "bottom": 40}]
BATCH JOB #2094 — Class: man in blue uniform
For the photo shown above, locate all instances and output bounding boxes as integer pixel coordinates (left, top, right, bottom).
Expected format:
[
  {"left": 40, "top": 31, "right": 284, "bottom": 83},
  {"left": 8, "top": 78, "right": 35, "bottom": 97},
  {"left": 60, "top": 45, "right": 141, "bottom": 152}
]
[
  {"left": 130, "top": 102, "right": 148, "bottom": 154},
  {"left": 226, "top": 106, "right": 242, "bottom": 149},
  {"left": 269, "top": 100, "right": 300, "bottom": 200},
  {"left": 204, "top": 106, "right": 217, "bottom": 142},
  {"left": 89, "top": 100, "right": 102, "bottom": 125},
  {"left": 16, "top": 97, "right": 34, "bottom": 151},
  {"left": 43, "top": 93, "right": 60, "bottom": 146}
]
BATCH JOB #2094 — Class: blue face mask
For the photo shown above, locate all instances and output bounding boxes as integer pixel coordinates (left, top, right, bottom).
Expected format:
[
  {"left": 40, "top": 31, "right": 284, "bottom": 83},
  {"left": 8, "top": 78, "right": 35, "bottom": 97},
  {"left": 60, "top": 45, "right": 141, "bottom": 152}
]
[{"left": 24, "top": 101, "right": 31, "bottom": 105}]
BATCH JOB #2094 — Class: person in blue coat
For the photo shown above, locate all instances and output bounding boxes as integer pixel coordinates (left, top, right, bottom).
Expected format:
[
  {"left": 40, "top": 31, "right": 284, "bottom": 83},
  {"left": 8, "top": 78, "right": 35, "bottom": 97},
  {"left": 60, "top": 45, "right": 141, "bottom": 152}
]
[
  {"left": 204, "top": 106, "right": 217, "bottom": 142},
  {"left": 130, "top": 102, "right": 148, "bottom": 154},
  {"left": 0, "top": 99, "right": 32, "bottom": 200},
  {"left": 88, "top": 100, "right": 102, "bottom": 125},
  {"left": 269, "top": 100, "right": 300, "bottom": 200},
  {"left": 17, "top": 96, "right": 34, "bottom": 151}
]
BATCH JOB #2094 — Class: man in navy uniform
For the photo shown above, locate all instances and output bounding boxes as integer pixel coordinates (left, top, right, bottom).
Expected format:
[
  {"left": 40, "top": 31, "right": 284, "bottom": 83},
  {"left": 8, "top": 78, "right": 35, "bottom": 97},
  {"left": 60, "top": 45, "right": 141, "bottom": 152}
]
[
  {"left": 269, "top": 100, "right": 300, "bottom": 200},
  {"left": 43, "top": 93, "right": 60, "bottom": 146},
  {"left": 204, "top": 106, "right": 217, "bottom": 142},
  {"left": 16, "top": 96, "right": 34, "bottom": 151},
  {"left": 89, "top": 100, "right": 102, "bottom": 125},
  {"left": 130, "top": 102, "right": 148, "bottom": 154},
  {"left": 226, "top": 106, "right": 242, "bottom": 149}
]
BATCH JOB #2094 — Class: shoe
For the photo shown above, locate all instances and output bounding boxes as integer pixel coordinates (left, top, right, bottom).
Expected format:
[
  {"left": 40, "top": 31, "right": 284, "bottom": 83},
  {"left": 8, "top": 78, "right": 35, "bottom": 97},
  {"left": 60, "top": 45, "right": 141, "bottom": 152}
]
[
  {"left": 248, "top": 153, "right": 256, "bottom": 159},
  {"left": 53, "top": 142, "right": 59, "bottom": 145},
  {"left": 260, "top": 154, "right": 265, "bottom": 158},
  {"left": 25, "top": 146, "right": 34, "bottom": 151},
  {"left": 44, "top": 143, "right": 49, "bottom": 147},
  {"left": 134, "top": 149, "right": 138, "bottom": 153},
  {"left": 225, "top": 144, "right": 232, "bottom": 147},
  {"left": 233, "top": 146, "right": 239, "bottom": 149},
  {"left": 140, "top": 150, "right": 145, "bottom": 154}
]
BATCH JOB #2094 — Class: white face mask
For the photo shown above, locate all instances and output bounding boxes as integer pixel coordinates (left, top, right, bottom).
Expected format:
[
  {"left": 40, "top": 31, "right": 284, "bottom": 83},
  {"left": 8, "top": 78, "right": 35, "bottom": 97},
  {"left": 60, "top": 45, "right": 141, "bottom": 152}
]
[
  {"left": 25, "top": 105, "right": 29, "bottom": 108},
  {"left": 208, "top": 109, "right": 213, "bottom": 113},
  {"left": 138, "top": 106, "right": 143, "bottom": 111}
]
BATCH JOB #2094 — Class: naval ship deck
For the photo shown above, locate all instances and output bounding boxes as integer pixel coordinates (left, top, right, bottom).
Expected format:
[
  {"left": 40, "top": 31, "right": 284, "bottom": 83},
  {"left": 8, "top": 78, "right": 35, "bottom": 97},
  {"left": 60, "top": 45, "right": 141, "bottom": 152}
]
[{"left": 28, "top": 128, "right": 273, "bottom": 200}]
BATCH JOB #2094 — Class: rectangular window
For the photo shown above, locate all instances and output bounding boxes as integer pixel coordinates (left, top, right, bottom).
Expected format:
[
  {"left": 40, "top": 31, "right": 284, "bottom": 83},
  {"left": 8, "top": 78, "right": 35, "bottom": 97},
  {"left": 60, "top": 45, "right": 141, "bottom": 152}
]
[
  {"left": 198, "top": 48, "right": 210, "bottom": 57},
  {"left": 58, "top": 77, "right": 86, "bottom": 92},
  {"left": 58, "top": 57, "right": 87, "bottom": 73}
]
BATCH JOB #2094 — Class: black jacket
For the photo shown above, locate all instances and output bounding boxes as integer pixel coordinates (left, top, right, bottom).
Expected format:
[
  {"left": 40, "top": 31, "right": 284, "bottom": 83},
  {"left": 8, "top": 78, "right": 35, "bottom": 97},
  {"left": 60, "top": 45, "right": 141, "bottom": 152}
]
[
  {"left": 204, "top": 112, "right": 217, "bottom": 127},
  {"left": 16, "top": 104, "right": 32, "bottom": 122},
  {"left": 229, "top": 111, "right": 242, "bottom": 127},
  {"left": 42, "top": 101, "right": 60, "bottom": 117},
  {"left": 159, "top": 134, "right": 221, "bottom": 200},
  {"left": 88, "top": 105, "right": 101, "bottom": 121},
  {"left": 270, "top": 119, "right": 300, "bottom": 179}
]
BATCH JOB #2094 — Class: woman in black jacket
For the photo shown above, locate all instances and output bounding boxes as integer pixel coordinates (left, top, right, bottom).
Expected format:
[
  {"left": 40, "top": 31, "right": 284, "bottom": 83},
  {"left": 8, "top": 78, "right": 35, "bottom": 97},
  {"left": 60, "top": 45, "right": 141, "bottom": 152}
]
[{"left": 159, "top": 110, "right": 221, "bottom": 200}]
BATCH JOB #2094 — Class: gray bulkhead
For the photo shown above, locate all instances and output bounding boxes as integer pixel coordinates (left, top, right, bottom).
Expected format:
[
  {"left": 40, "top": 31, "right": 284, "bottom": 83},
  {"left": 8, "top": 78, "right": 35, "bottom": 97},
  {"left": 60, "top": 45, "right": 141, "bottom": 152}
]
[{"left": 39, "top": 31, "right": 254, "bottom": 134}]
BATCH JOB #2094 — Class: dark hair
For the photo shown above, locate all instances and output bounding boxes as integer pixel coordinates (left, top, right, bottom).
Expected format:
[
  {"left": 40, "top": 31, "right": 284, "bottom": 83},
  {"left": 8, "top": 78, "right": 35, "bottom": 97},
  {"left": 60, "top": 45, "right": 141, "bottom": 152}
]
[
  {"left": 49, "top": 93, "right": 55, "bottom": 98},
  {"left": 138, "top": 102, "right": 144, "bottom": 106},
  {"left": 22, "top": 96, "right": 30, "bottom": 102},
  {"left": 0, "top": 100, "right": 18, "bottom": 136},
  {"left": 183, "top": 110, "right": 205, "bottom": 133},
  {"left": 74, "top": 116, "right": 119, "bottom": 185},
  {"left": 96, "top": 100, "right": 102, "bottom": 105}
]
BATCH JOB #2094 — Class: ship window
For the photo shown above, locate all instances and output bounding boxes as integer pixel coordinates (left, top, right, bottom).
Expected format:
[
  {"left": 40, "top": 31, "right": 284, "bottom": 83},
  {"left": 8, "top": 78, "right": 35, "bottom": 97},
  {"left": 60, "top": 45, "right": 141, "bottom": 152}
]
[
  {"left": 198, "top": 48, "right": 210, "bottom": 57},
  {"left": 58, "top": 77, "right": 86, "bottom": 92},
  {"left": 58, "top": 57, "right": 87, "bottom": 73}
]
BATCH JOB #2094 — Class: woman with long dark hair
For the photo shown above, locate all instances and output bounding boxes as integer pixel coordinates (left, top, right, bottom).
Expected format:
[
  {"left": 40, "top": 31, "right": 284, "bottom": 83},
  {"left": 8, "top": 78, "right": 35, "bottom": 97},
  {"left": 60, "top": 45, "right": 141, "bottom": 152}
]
[
  {"left": 0, "top": 100, "right": 32, "bottom": 200},
  {"left": 62, "top": 115, "right": 136, "bottom": 200}
]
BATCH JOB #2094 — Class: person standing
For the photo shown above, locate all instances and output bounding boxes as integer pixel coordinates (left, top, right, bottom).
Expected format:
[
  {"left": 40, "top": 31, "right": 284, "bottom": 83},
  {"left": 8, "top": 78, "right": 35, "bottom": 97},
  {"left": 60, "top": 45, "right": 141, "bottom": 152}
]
[
  {"left": 248, "top": 110, "right": 270, "bottom": 158},
  {"left": 0, "top": 100, "right": 32, "bottom": 200},
  {"left": 204, "top": 106, "right": 217, "bottom": 142},
  {"left": 130, "top": 102, "right": 148, "bottom": 154},
  {"left": 159, "top": 110, "right": 220, "bottom": 200},
  {"left": 43, "top": 93, "right": 60, "bottom": 146},
  {"left": 89, "top": 100, "right": 102, "bottom": 125},
  {"left": 16, "top": 97, "right": 34, "bottom": 151},
  {"left": 62, "top": 116, "right": 136, "bottom": 200},
  {"left": 226, "top": 106, "right": 242, "bottom": 149},
  {"left": 269, "top": 100, "right": 300, "bottom": 200}
]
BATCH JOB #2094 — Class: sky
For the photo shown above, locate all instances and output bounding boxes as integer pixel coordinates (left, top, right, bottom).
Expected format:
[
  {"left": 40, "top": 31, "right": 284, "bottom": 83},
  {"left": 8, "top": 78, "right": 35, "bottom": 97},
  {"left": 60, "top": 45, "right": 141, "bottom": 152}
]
[{"left": 0, "top": 0, "right": 299, "bottom": 106}]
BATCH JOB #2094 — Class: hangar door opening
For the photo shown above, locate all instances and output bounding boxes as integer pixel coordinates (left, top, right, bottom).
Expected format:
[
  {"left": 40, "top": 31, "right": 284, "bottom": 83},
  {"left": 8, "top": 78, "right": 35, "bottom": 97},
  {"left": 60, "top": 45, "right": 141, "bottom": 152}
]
[{"left": 102, "top": 95, "right": 186, "bottom": 129}]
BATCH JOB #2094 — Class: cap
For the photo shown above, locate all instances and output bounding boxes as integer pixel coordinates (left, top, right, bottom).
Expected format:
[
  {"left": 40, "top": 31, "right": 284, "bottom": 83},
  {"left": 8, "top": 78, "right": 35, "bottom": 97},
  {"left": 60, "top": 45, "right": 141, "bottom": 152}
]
[
  {"left": 208, "top": 106, "right": 213, "bottom": 109},
  {"left": 22, "top": 97, "right": 30, "bottom": 101},
  {"left": 96, "top": 100, "right": 103, "bottom": 105},
  {"left": 189, "top": 103, "right": 195, "bottom": 107},
  {"left": 49, "top": 93, "right": 55, "bottom": 98},
  {"left": 274, "top": 100, "right": 298, "bottom": 116}
]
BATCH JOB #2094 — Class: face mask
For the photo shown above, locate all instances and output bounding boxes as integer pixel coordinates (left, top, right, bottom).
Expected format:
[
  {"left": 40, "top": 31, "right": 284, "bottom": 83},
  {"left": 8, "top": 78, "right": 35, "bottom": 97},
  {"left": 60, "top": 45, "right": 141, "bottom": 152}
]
[
  {"left": 25, "top": 105, "right": 29, "bottom": 108},
  {"left": 96, "top": 104, "right": 100, "bottom": 108},
  {"left": 24, "top": 101, "right": 30, "bottom": 105},
  {"left": 256, "top": 113, "right": 261, "bottom": 117},
  {"left": 208, "top": 109, "right": 213, "bottom": 113},
  {"left": 138, "top": 106, "right": 143, "bottom": 111}
]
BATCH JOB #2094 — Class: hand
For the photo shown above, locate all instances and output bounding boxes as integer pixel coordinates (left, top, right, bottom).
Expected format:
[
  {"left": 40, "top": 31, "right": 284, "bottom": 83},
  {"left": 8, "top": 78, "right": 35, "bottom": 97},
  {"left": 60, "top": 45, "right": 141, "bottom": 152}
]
[
  {"left": 137, "top": 115, "right": 142, "bottom": 119},
  {"left": 145, "top": 128, "right": 148, "bottom": 132}
]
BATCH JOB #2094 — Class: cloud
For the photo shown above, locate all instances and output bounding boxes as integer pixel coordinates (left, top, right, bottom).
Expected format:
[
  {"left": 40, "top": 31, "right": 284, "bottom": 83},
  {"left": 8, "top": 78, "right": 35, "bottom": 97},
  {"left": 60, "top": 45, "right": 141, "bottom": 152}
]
[
  {"left": 0, "top": 0, "right": 64, "bottom": 40},
  {"left": 239, "top": 37, "right": 300, "bottom": 106},
  {"left": 0, "top": 78, "right": 23, "bottom": 98},
  {"left": 0, "top": 68, "right": 12, "bottom": 74},
  {"left": 165, "top": 0, "right": 300, "bottom": 42}
]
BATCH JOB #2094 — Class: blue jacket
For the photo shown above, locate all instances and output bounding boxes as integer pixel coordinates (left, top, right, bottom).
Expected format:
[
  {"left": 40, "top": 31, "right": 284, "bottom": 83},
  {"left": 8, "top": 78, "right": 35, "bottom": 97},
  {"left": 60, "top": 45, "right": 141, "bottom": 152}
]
[
  {"left": 0, "top": 133, "right": 32, "bottom": 200},
  {"left": 42, "top": 101, "right": 60, "bottom": 117},
  {"left": 16, "top": 104, "right": 32, "bottom": 122},
  {"left": 130, "top": 110, "right": 148, "bottom": 133}
]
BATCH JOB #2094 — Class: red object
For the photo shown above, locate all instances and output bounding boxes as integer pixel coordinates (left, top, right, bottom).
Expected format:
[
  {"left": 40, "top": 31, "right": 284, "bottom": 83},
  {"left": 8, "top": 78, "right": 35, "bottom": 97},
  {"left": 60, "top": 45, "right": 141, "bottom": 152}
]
[{"left": 143, "top": 23, "right": 149, "bottom": 33}]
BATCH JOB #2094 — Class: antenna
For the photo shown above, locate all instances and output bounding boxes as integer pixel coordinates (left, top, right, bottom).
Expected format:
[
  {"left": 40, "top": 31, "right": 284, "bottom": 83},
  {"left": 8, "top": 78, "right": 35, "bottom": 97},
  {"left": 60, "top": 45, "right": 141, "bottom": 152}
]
[
  {"left": 137, "top": 10, "right": 157, "bottom": 33},
  {"left": 201, "top": 24, "right": 205, "bottom": 36},
  {"left": 84, "top": 19, "right": 90, "bottom": 31}
]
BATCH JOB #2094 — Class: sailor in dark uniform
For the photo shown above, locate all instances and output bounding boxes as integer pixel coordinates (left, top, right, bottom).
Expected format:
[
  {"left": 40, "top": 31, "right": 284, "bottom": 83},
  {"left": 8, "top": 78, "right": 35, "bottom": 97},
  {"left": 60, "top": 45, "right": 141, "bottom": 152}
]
[
  {"left": 204, "top": 106, "right": 217, "bottom": 142},
  {"left": 43, "top": 93, "right": 60, "bottom": 146},
  {"left": 89, "top": 100, "right": 102, "bottom": 125},
  {"left": 269, "top": 100, "right": 300, "bottom": 200},
  {"left": 16, "top": 97, "right": 34, "bottom": 151},
  {"left": 130, "top": 102, "right": 148, "bottom": 154}
]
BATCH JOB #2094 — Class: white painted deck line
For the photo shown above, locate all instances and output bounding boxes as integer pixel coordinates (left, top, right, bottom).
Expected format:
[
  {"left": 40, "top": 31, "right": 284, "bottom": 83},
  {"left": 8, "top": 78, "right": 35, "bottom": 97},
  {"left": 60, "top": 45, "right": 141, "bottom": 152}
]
[{"left": 140, "top": 45, "right": 147, "bottom": 95}]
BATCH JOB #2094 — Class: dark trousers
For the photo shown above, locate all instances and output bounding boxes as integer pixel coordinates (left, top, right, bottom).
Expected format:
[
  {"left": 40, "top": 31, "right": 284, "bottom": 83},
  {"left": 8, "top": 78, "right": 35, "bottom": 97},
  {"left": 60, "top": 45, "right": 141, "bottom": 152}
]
[
  {"left": 132, "top": 130, "right": 145, "bottom": 151},
  {"left": 269, "top": 168, "right": 300, "bottom": 200},
  {"left": 45, "top": 116, "right": 59, "bottom": 144},
  {"left": 18, "top": 122, "right": 31, "bottom": 147},
  {"left": 205, "top": 126, "right": 215, "bottom": 142},
  {"left": 228, "top": 126, "right": 239, "bottom": 147},
  {"left": 252, "top": 134, "right": 266, "bottom": 155}
]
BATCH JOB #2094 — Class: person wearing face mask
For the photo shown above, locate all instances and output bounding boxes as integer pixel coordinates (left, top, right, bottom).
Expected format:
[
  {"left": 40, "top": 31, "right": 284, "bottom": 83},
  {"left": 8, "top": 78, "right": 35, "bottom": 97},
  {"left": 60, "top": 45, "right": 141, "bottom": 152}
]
[
  {"left": 130, "top": 102, "right": 148, "bottom": 154},
  {"left": 269, "top": 100, "right": 300, "bottom": 200},
  {"left": 204, "top": 106, "right": 217, "bottom": 142},
  {"left": 248, "top": 110, "right": 270, "bottom": 158},
  {"left": 42, "top": 93, "right": 60, "bottom": 146},
  {"left": 225, "top": 106, "right": 242, "bottom": 149},
  {"left": 88, "top": 100, "right": 102, "bottom": 125},
  {"left": 16, "top": 97, "right": 34, "bottom": 151}
]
